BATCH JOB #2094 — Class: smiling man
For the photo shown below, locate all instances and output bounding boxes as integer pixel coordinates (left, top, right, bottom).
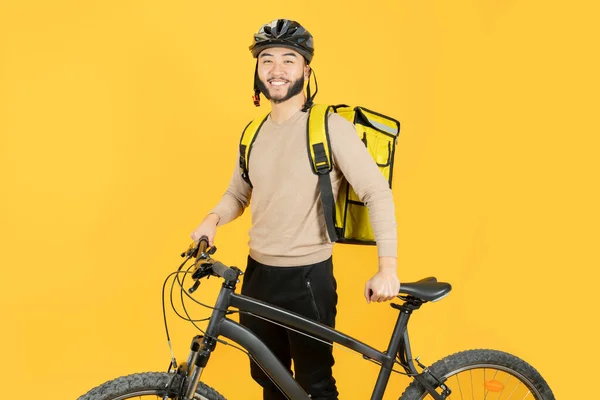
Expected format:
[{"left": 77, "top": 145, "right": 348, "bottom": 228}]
[
  {"left": 255, "top": 49, "right": 306, "bottom": 103},
  {"left": 190, "top": 19, "right": 399, "bottom": 400}
]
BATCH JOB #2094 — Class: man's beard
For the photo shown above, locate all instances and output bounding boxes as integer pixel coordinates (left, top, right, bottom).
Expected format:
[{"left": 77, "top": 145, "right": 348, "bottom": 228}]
[{"left": 256, "top": 75, "right": 305, "bottom": 104}]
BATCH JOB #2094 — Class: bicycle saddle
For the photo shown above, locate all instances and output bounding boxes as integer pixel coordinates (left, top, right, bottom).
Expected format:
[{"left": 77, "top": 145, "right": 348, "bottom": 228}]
[{"left": 399, "top": 277, "right": 452, "bottom": 302}]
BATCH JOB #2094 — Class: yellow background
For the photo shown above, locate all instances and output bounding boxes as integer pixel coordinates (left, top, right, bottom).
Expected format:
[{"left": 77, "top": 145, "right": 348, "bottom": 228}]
[{"left": 1, "top": 0, "right": 597, "bottom": 398}]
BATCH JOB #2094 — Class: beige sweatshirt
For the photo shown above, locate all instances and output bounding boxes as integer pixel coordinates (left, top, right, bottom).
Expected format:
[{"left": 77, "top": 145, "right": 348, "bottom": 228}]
[{"left": 210, "top": 109, "right": 397, "bottom": 266}]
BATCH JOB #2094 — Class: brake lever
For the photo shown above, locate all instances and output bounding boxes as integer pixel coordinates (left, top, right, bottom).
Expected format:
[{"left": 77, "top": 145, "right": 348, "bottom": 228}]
[
  {"left": 180, "top": 240, "right": 216, "bottom": 259},
  {"left": 181, "top": 240, "right": 219, "bottom": 293},
  {"left": 181, "top": 242, "right": 200, "bottom": 258},
  {"left": 188, "top": 280, "right": 201, "bottom": 294},
  {"left": 197, "top": 245, "right": 217, "bottom": 260},
  {"left": 188, "top": 262, "right": 215, "bottom": 293},
  {"left": 191, "top": 261, "right": 214, "bottom": 280}
]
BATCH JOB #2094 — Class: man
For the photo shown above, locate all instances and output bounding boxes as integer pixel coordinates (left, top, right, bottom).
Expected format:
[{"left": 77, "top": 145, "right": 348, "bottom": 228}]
[{"left": 190, "top": 19, "right": 400, "bottom": 400}]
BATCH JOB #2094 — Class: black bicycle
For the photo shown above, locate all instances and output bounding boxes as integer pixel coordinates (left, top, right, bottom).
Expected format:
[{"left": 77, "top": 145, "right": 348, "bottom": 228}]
[{"left": 78, "top": 238, "right": 555, "bottom": 400}]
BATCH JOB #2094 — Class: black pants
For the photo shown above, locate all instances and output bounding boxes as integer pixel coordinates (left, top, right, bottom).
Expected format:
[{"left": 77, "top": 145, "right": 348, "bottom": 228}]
[{"left": 239, "top": 256, "right": 339, "bottom": 400}]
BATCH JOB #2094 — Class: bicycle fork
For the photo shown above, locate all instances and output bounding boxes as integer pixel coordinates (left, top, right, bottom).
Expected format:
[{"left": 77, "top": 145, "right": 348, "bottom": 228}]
[
  {"left": 180, "top": 285, "right": 232, "bottom": 399},
  {"left": 181, "top": 335, "right": 216, "bottom": 399}
]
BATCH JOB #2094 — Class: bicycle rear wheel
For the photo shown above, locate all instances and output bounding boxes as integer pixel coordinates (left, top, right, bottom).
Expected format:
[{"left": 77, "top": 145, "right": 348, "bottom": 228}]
[
  {"left": 399, "top": 349, "right": 554, "bottom": 400},
  {"left": 77, "top": 372, "right": 226, "bottom": 400}
]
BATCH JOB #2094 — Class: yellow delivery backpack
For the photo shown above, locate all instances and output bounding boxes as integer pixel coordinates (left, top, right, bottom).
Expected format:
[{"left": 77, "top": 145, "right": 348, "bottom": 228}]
[{"left": 239, "top": 104, "right": 400, "bottom": 245}]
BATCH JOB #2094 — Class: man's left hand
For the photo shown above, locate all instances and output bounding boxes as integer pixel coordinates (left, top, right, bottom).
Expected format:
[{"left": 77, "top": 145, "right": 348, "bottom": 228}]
[{"left": 364, "top": 257, "right": 400, "bottom": 303}]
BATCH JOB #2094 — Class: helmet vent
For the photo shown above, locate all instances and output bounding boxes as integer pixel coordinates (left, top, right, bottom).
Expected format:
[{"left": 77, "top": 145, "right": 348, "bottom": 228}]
[{"left": 249, "top": 19, "right": 314, "bottom": 63}]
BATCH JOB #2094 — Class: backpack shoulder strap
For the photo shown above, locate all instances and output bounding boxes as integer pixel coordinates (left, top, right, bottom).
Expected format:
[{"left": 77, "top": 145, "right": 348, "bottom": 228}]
[
  {"left": 239, "top": 113, "right": 269, "bottom": 187},
  {"left": 307, "top": 104, "right": 334, "bottom": 174},
  {"left": 307, "top": 104, "right": 338, "bottom": 242}
]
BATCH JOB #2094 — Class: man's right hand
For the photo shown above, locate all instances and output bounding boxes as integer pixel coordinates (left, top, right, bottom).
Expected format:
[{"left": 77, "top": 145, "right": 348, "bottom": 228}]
[{"left": 190, "top": 213, "right": 220, "bottom": 246}]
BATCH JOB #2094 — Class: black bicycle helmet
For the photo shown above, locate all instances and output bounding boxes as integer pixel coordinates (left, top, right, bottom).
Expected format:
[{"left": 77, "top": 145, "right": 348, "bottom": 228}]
[
  {"left": 250, "top": 19, "right": 318, "bottom": 110},
  {"left": 249, "top": 19, "right": 314, "bottom": 63}
]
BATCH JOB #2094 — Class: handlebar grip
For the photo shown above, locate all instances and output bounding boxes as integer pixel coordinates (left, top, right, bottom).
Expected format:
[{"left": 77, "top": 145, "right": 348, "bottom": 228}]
[
  {"left": 198, "top": 236, "right": 209, "bottom": 254},
  {"left": 212, "top": 261, "right": 237, "bottom": 281}
]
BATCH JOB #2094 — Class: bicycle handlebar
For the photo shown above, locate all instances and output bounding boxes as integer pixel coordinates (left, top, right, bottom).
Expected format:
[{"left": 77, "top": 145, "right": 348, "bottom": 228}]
[
  {"left": 198, "top": 237, "right": 209, "bottom": 254},
  {"left": 211, "top": 261, "right": 238, "bottom": 281},
  {"left": 184, "top": 236, "right": 241, "bottom": 284}
]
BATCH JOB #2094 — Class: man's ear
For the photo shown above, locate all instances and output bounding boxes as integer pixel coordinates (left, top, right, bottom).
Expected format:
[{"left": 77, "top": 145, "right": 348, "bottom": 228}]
[{"left": 305, "top": 64, "right": 311, "bottom": 79}]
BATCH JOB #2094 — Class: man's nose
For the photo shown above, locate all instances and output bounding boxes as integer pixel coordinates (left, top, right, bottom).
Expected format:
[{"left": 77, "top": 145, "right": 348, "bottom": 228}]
[{"left": 270, "top": 61, "right": 285, "bottom": 75}]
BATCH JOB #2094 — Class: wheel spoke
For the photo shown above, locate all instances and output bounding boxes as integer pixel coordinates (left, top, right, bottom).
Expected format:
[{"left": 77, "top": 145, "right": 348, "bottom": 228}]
[
  {"left": 506, "top": 381, "right": 521, "bottom": 399},
  {"left": 498, "top": 372, "right": 511, "bottom": 399},
  {"left": 455, "top": 373, "right": 464, "bottom": 400},
  {"left": 483, "top": 368, "right": 486, "bottom": 400},
  {"left": 470, "top": 369, "right": 474, "bottom": 400}
]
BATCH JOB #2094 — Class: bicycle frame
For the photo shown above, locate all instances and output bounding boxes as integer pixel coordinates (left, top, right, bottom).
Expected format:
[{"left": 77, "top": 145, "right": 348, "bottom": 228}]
[{"left": 181, "top": 280, "right": 443, "bottom": 400}]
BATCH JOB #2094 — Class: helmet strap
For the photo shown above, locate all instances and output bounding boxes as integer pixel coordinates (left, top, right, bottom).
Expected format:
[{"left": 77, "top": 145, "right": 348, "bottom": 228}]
[
  {"left": 253, "top": 61, "right": 261, "bottom": 107},
  {"left": 302, "top": 68, "right": 318, "bottom": 112}
]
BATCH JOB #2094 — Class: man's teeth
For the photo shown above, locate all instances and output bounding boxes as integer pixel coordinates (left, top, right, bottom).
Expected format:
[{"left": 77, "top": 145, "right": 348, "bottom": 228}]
[{"left": 270, "top": 81, "right": 287, "bottom": 86}]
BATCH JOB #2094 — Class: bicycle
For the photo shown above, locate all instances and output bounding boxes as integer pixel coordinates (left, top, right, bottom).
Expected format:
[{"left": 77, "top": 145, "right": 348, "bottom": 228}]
[{"left": 78, "top": 237, "right": 555, "bottom": 400}]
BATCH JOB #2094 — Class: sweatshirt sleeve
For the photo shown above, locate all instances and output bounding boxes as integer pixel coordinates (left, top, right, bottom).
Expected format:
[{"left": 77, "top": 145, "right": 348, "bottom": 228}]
[
  {"left": 209, "top": 152, "right": 252, "bottom": 226},
  {"left": 328, "top": 114, "right": 398, "bottom": 257}
]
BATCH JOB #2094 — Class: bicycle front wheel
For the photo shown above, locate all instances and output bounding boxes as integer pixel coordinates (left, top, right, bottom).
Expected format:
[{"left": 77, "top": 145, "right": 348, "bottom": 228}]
[
  {"left": 399, "top": 349, "right": 555, "bottom": 400},
  {"left": 77, "top": 372, "right": 226, "bottom": 400}
]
